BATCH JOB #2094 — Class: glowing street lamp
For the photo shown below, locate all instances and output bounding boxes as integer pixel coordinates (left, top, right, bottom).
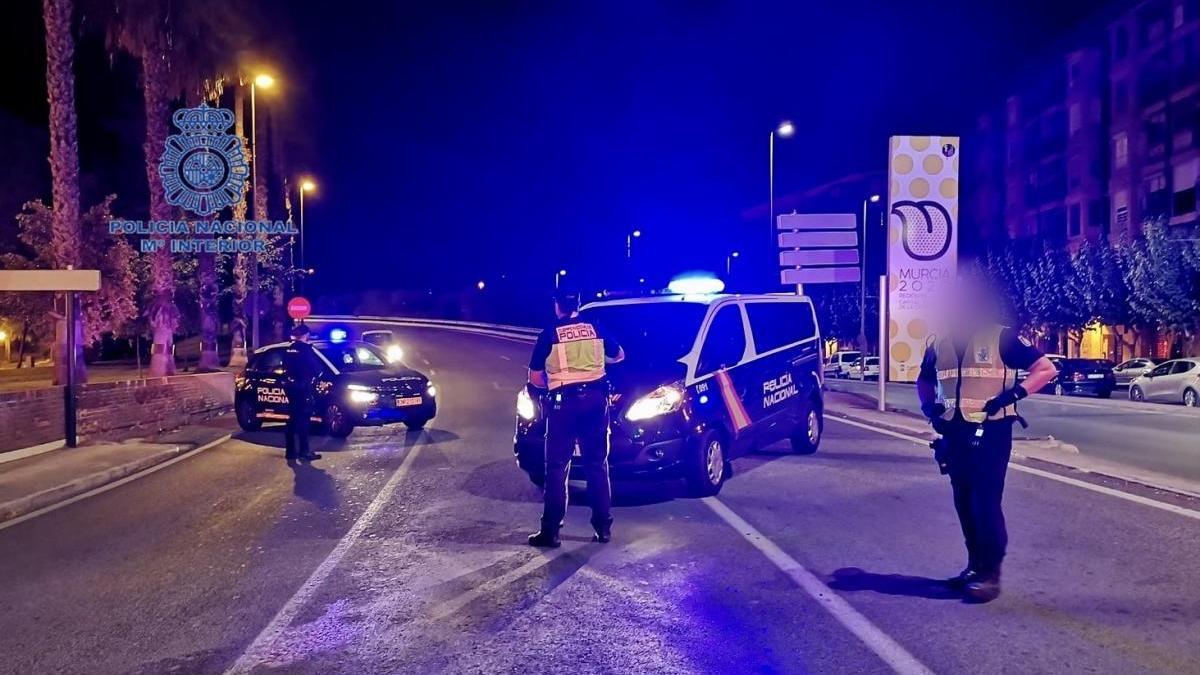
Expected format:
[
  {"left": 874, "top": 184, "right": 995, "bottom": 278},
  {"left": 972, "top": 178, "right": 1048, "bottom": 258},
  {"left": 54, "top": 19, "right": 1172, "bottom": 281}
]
[
  {"left": 769, "top": 120, "right": 795, "bottom": 278},
  {"left": 248, "top": 72, "right": 276, "bottom": 350},
  {"left": 555, "top": 269, "right": 567, "bottom": 288},
  {"left": 726, "top": 250, "right": 740, "bottom": 278},
  {"left": 859, "top": 193, "right": 882, "bottom": 365},
  {"left": 477, "top": 280, "right": 486, "bottom": 290},
  {"left": 626, "top": 228, "right": 642, "bottom": 260}
]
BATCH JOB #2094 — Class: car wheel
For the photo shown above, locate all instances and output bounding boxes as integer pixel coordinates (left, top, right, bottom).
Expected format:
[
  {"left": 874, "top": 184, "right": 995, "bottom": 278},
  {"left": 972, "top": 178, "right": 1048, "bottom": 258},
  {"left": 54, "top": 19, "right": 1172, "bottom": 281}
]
[
  {"left": 686, "top": 430, "right": 726, "bottom": 497},
  {"left": 324, "top": 403, "right": 354, "bottom": 438},
  {"left": 791, "top": 401, "right": 822, "bottom": 455},
  {"left": 404, "top": 416, "right": 430, "bottom": 430},
  {"left": 235, "top": 398, "right": 262, "bottom": 431},
  {"left": 1184, "top": 388, "right": 1199, "bottom": 408},
  {"left": 1054, "top": 383, "right": 1065, "bottom": 396},
  {"left": 1129, "top": 385, "right": 1145, "bottom": 402}
]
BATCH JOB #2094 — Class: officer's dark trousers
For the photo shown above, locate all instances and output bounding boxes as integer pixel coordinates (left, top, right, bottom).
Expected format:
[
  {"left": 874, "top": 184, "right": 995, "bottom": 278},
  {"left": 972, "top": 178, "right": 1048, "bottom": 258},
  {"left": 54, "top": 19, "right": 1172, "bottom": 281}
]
[
  {"left": 285, "top": 393, "right": 313, "bottom": 459},
  {"left": 542, "top": 384, "right": 612, "bottom": 535},
  {"left": 946, "top": 421, "right": 1013, "bottom": 578}
]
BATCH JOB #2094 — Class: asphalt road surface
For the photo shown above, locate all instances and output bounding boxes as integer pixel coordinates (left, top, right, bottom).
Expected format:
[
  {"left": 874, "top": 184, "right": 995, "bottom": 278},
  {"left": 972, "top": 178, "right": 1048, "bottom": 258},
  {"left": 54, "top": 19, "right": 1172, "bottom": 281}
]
[
  {"left": 1, "top": 325, "right": 1198, "bottom": 674},
  {"left": 828, "top": 378, "right": 1200, "bottom": 483}
]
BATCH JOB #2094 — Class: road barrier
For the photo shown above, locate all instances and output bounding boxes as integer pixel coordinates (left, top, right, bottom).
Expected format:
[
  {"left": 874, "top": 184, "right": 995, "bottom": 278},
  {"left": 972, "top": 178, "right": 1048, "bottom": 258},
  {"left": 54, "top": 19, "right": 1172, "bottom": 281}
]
[{"left": 307, "top": 315, "right": 540, "bottom": 343}]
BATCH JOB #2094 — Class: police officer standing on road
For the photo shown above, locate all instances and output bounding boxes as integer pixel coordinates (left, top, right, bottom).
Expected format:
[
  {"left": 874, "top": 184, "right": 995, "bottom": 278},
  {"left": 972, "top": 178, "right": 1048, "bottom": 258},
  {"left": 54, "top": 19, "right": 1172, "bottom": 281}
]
[
  {"left": 283, "top": 324, "right": 322, "bottom": 464},
  {"left": 917, "top": 283, "right": 1056, "bottom": 602},
  {"left": 526, "top": 290, "right": 624, "bottom": 548}
]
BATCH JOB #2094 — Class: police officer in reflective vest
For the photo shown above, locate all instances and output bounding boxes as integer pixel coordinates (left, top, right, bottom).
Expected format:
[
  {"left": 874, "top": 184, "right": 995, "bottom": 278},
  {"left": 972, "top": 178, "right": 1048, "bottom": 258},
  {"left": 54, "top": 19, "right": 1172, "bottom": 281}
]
[
  {"left": 283, "top": 324, "right": 322, "bottom": 463},
  {"left": 917, "top": 306, "right": 1056, "bottom": 602},
  {"left": 526, "top": 290, "right": 624, "bottom": 548}
]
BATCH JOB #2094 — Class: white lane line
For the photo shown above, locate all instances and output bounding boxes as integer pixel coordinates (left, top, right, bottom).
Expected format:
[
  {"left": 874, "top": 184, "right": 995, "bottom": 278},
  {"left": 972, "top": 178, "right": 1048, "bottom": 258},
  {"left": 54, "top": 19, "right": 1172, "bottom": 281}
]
[
  {"left": 827, "top": 415, "right": 1200, "bottom": 521},
  {"left": 703, "top": 497, "right": 935, "bottom": 675},
  {"left": 224, "top": 436, "right": 427, "bottom": 675},
  {"left": 429, "top": 547, "right": 576, "bottom": 621},
  {"left": 0, "top": 435, "right": 231, "bottom": 532}
]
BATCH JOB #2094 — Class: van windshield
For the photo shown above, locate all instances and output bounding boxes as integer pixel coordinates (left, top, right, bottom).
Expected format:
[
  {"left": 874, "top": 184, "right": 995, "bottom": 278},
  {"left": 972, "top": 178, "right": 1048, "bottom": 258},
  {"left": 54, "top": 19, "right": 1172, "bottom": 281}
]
[{"left": 580, "top": 302, "right": 707, "bottom": 364}]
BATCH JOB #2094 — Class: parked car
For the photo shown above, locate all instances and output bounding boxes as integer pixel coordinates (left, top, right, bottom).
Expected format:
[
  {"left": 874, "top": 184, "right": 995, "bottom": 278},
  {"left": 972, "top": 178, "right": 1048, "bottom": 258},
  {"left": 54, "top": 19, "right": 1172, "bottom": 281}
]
[
  {"left": 514, "top": 292, "right": 824, "bottom": 496},
  {"left": 1042, "top": 358, "right": 1116, "bottom": 398},
  {"left": 1112, "top": 358, "right": 1156, "bottom": 386},
  {"left": 1128, "top": 358, "right": 1200, "bottom": 407},
  {"left": 823, "top": 350, "right": 861, "bottom": 379},
  {"left": 847, "top": 356, "right": 880, "bottom": 380}
]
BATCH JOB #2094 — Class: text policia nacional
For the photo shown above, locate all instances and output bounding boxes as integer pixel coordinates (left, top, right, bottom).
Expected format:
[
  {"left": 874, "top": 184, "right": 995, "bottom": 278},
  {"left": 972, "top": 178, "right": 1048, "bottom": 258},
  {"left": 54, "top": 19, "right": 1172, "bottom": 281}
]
[{"left": 108, "top": 219, "right": 298, "bottom": 254}]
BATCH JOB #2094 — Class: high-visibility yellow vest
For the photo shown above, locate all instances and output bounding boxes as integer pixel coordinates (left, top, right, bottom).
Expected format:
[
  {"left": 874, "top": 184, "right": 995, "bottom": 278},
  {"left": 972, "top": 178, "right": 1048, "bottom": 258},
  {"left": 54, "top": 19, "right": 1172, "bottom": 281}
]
[
  {"left": 545, "top": 321, "right": 606, "bottom": 390},
  {"left": 935, "top": 325, "right": 1017, "bottom": 423}
]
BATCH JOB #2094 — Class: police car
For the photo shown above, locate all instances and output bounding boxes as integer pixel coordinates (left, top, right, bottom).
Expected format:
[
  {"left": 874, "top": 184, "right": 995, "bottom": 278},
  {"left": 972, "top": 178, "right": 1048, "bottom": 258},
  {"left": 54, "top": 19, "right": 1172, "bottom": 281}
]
[
  {"left": 514, "top": 284, "right": 824, "bottom": 496},
  {"left": 235, "top": 333, "right": 437, "bottom": 437}
]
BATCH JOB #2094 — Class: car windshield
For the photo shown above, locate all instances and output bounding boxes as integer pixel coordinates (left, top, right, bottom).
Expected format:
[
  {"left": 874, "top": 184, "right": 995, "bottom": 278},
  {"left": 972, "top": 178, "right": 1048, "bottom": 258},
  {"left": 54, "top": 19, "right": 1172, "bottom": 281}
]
[
  {"left": 317, "top": 342, "right": 389, "bottom": 371},
  {"left": 580, "top": 302, "right": 708, "bottom": 364}
]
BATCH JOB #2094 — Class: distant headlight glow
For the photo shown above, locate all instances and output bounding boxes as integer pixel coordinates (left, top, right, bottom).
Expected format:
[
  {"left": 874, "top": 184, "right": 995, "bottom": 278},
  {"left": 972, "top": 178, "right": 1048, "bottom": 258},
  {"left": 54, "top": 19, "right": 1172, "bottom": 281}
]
[
  {"left": 516, "top": 388, "right": 537, "bottom": 421},
  {"left": 347, "top": 384, "right": 378, "bottom": 404},
  {"left": 426, "top": 382, "right": 437, "bottom": 397},
  {"left": 625, "top": 384, "right": 685, "bottom": 421},
  {"left": 386, "top": 344, "right": 404, "bottom": 363}
]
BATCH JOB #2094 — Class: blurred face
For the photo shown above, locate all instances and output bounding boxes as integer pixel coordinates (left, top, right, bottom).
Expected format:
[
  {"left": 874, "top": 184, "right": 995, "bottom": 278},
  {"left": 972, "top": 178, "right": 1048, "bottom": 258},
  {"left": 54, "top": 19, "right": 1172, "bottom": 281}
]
[{"left": 938, "top": 277, "right": 1000, "bottom": 338}]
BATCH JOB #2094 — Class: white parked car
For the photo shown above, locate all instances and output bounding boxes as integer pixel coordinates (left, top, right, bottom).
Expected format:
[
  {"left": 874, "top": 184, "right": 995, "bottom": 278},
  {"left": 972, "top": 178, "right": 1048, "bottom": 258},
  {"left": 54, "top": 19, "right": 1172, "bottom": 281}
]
[
  {"left": 824, "top": 350, "right": 862, "bottom": 379},
  {"left": 1128, "top": 358, "right": 1200, "bottom": 407},
  {"left": 1112, "top": 358, "right": 1156, "bottom": 386},
  {"left": 848, "top": 356, "right": 880, "bottom": 380}
]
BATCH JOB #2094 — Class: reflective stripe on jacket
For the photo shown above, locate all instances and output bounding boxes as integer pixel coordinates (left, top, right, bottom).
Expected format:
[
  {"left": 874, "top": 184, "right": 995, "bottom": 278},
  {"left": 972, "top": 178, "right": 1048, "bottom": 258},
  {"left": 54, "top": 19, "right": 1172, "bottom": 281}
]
[
  {"left": 935, "top": 324, "right": 1017, "bottom": 423},
  {"left": 545, "top": 321, "right": 606, "bottom": 390}
]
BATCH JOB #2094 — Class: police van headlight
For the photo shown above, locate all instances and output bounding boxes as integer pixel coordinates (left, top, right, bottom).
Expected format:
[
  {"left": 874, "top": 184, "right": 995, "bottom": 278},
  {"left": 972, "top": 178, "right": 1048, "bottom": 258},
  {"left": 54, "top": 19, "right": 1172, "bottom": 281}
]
[
  {"left": 347, "top": 384, "right": 378, "bottom": 404},
  {"left": 625, "top": 384, "right": 685, "bottom": 422},
  {"left": 516, "top": 388, "right": 538, "bottom": 421}
]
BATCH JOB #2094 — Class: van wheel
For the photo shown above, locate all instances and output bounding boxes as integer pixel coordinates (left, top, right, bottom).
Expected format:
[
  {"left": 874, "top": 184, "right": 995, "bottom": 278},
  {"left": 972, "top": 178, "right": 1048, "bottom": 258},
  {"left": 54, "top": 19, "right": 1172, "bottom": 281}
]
[
  {"left": 1184, "top": 388, "right": 1199, "bottom": 408},
  {"left": 686, "top": 431, "right": 726, "bottom": 497},
  {"left": 791, "top": 403, "right": 822, "bottom": 454},
  {"left": 1129, "top": 386, "right": 1145, "bottom": 402},
  {"left": 324, "top": 403, "right": 354, "bottom": 438},
  {"left": 235, "top": 398, "right": 262, "bottom": 431}
]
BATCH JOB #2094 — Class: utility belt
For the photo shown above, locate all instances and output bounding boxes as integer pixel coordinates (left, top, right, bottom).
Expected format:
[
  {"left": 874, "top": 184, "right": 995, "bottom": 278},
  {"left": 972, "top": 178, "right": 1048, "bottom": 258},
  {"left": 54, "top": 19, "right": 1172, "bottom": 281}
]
[
  {"left": 553, "top": 377, "right": 609, "bottom": 396},
  {"left": 930, "top": 413, "right": 1026, "bottom": 475}
]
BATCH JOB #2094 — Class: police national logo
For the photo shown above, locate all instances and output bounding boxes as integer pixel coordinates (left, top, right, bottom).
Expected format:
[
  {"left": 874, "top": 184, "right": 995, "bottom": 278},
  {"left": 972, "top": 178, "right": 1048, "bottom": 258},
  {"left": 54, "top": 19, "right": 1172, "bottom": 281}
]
[{"left": 158, "top": 103, "right": 248, "bottom": 217}]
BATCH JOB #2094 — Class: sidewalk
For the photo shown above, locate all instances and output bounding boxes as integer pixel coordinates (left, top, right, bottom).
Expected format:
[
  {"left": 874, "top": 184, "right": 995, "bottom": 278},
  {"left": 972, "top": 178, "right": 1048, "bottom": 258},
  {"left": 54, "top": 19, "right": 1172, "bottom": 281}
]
[
  {"left": 0, "top": 417, "right": 236, "bottom": 526},
  {"left": 823, "top": 389, "right": 1200, "bottom": 499}
]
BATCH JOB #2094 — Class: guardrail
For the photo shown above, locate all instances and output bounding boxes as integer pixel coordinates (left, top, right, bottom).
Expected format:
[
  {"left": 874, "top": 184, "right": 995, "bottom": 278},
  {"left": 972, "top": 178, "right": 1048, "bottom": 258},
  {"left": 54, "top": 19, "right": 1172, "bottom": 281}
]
[{"left": 307, "top": 315, "right": 540, "bottom": 342}]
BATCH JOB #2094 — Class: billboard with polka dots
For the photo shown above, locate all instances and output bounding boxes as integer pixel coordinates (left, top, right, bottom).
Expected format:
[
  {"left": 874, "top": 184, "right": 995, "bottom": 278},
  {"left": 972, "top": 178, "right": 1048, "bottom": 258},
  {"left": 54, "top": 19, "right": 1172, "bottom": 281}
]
[{"left": 886, "top": 136, "right": 959, "bottom": 382}]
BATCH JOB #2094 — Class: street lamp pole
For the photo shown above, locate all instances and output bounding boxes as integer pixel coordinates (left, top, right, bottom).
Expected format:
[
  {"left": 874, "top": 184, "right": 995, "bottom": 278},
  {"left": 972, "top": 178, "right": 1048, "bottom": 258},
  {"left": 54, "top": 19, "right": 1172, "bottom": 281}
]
[
  {"left": 555, "top": 269, "right": 567, "bottom": 289},
  {"left": 726, "top": 250, "right": 740, "bottom": 279},
  {"left": 859, "top": 194, "right": 880, "bottom": 377},
  {"left": 770, "top": 121, "right": 794, "bottom": 290}
]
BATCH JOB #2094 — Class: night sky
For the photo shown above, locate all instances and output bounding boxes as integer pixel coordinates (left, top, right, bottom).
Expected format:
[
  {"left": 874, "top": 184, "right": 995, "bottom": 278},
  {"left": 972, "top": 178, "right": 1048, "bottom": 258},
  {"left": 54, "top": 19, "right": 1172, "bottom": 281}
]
[{"left": 1, "top": 1, "right": 1103, "bottom": 295}]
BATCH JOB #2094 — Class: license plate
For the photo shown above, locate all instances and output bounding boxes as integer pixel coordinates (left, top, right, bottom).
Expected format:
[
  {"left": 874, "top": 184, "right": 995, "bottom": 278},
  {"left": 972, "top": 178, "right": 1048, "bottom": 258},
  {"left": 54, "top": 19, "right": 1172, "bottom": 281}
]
[
  {"left": 396, "top": 396, "right": 423, "bottom": 407},
  {"left": 1087, "top": 373, "right": 1105, "bottom": 379}
]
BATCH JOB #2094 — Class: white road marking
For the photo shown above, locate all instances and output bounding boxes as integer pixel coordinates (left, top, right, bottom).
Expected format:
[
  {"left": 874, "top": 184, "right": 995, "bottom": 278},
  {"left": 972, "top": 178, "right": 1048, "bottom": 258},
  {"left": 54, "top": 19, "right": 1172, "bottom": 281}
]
[
  {"left": 224, "top": 435, "right": 428, "bottom": 675},
  {"left": 428, "top": 547, "right": 577, "bottom": 621},
  {"left": 499, "top": 354, "right": 512, "bottom": 361},
  {"left": 703, "top": 497, "right": 935, "bottom": 675},
  {"left": 0, "top": 435, "right": 231, "bottom": 532},
  {"left": 827, "top": 415, "right": 1200, "bottom": 521}
]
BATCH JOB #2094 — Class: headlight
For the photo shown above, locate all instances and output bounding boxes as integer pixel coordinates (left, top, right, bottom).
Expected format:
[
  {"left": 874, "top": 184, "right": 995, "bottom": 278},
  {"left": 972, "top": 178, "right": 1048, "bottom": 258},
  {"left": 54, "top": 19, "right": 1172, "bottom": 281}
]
[
  {"left": 516, "top": 388, "right": 537, "bottom": 421},
  {"left": 347, "top": 384, "right": 378, "bottom": 404},
  {"left": 386, "top": 344, "right": 404, "bottom": 363},
  {"left": 426, "top": 382, "right": 437, "bottom": 397},
  {"left": 625, "top": 384, "right": 685, "bottom": 422}
]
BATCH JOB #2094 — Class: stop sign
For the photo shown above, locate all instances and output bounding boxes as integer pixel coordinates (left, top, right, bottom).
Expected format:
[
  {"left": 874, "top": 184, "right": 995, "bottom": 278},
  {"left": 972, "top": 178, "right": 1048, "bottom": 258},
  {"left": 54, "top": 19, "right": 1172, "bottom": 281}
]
[{"left": 287, "top": 296, "right": 312, "bottom": 320}]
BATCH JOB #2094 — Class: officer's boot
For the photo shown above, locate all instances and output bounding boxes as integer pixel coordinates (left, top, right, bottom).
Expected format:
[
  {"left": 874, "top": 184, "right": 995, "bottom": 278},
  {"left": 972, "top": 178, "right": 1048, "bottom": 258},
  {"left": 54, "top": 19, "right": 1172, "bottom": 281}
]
[
  {"left": 965, "top": 568, "right": 1002, "bottom": 603},
  {"left": 528, "top": 529, "right": 561, "bottom": 549},
  {"left": 945, "top": 564, "right": 980, "bottom": 590},
  {"left": 591, "top": 516, "right": 613, "bottom": 544}
]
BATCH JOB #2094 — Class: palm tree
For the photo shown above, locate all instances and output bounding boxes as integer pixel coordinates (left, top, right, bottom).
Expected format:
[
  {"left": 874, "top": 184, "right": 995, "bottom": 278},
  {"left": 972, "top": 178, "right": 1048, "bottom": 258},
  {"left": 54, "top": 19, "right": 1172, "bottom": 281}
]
[{"left": 42, "top": 0, "right": 86, "bottom": 385}]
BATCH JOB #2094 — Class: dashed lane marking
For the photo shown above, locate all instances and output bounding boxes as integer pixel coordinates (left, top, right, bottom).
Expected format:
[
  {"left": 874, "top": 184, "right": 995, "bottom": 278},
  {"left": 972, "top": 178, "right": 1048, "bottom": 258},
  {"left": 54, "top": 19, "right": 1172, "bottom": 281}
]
[
  {"left": 223, "top": 433, "right": 428, "bottom": 674},
  {"left": 704, "top": 497, "right": 935, "bottom": 675},
  {"left": 827, "top": 415, "right": 1200, "bottom": 522}
]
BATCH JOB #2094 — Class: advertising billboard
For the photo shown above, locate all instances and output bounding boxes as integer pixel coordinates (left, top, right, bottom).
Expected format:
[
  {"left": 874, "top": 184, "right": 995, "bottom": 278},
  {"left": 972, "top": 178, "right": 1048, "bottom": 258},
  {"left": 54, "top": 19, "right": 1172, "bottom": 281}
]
[{"left": 886, "top": 135, "right": 959, "bottom": 382}]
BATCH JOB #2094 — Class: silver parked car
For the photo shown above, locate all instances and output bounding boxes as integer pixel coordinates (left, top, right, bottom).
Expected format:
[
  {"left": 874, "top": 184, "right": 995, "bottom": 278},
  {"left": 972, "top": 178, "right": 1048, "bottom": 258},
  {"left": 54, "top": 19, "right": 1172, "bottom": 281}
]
[
  {"left": 1112, "top": 358, "right": 1156, "bottom": 386},
  {"left": 824, "top": 350, "right": 861, "bottom": 379},
  {"left": 1128, "top": 358, "right": 1200, "bottom": 407}
]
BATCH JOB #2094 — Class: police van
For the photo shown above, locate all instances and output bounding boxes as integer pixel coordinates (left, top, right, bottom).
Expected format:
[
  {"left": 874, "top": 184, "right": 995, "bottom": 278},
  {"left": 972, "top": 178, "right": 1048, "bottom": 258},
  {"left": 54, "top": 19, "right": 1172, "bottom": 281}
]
[
  {"left": 515, "top": 291, "right": 823, "bottom": 496},
  {"left": 236, "top": 337, "right": 437, "bottom": 438}
]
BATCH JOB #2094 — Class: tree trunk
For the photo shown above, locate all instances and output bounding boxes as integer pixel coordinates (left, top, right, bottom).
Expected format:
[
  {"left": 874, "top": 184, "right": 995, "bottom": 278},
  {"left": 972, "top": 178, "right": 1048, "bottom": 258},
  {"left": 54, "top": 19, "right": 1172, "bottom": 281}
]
[
  {"left": 43, "top": 0, "right": 86, "bottom": 385},
  {"left": 228, "top": 85, "right": 249, "bottom": 368},
  {"left": 16, "top": 322, "right": 29, "bottom": 369},
  {"left": 142, "top": 51, "right": 178, "bottom": 377}
]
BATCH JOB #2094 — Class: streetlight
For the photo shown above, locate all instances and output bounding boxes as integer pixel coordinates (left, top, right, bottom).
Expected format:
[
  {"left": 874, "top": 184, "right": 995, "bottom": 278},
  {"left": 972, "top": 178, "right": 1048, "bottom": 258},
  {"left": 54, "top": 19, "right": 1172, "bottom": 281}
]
[
  {"left": 298, "top": 178, "right": 316, "bottom": 293},
  {"left": 626, "top": 228, "right": 642, "bottom": 260},
  {"left": 859, "top": 193, "right": 881, "bottom": 378},
  {"left": 477, "top": 280, "right": 486, "bottom": 290},
  {"left": 726, "top": 250, "right": 740, "bottom": 278},
  {"left": 555, "top": 269, "right": 567, "bottom": 288},
  {"left": 769, "top": 120, "right": 795, "bottom": 281},
  {"left": 0, "top": 329, "right": 8, "bottom": 367},
  {"left": 248, "top": 72, "right": 275, "bottom": 350}
]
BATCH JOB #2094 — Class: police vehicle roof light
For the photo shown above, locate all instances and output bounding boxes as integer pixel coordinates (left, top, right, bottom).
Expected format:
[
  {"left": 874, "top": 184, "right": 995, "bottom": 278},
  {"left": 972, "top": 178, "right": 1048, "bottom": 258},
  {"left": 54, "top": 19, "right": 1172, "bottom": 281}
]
[
  {"left": 667, "top": 276, "right": 725, "bottom": 296},
  {"left": 329, "top": 328, "right": 348, "bottom": 343}
]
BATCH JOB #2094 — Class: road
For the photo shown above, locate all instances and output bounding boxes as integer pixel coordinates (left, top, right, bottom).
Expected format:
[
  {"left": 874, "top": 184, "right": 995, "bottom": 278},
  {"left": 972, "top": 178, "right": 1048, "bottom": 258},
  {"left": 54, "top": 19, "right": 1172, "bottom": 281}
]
[
  {"left": 828, "top": 378, "right": 1200, "bottom": 483},
  {"left": 1, "top": 325, "right": 1198, "bottom": 674}
]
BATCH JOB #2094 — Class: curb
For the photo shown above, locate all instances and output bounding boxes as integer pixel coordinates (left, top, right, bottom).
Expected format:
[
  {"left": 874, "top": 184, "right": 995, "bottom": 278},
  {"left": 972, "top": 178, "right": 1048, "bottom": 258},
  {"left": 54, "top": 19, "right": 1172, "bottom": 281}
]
[{"left": 0, "top": 434, "right": 231, "bottom": 525}]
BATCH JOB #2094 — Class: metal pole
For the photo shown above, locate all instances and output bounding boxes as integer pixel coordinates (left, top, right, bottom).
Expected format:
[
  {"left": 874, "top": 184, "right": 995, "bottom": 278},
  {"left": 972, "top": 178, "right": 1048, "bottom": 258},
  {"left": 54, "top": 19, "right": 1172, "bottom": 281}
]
[
  {"left": 299, "top": 187, "right": 306, "bottom": 274},
  {"left": 877, "top": 274, "right": 887, "bottom": 412},
  {"left": 859, "top": 197, "right": 868, "bottom": 379},
  {"left": 250, "top": 82, "right": 260, "bottom": 351},
  {"left": 769, "top": 130, "right": 775, "bottom": 289},
  {"left": 64, "top": 291, "right": 77, "bottom": 448}
]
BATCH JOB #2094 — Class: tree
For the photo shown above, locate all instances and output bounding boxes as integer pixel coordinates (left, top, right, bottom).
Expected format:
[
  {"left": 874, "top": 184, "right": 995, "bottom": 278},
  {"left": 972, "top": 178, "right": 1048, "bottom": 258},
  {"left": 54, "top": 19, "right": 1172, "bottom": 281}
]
[
  {"left": 1125, "top": 221, "right": 1200, "bottom": 353},
  {"left": 42, "top": 0, "right": 85, "bottom": 384}
]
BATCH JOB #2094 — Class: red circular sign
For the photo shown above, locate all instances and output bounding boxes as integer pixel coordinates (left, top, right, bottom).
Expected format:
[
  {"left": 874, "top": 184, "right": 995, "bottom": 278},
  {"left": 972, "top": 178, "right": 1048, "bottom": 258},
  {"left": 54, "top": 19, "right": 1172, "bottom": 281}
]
[{"left": 287, "top": 296, "right": 312, "bottom": 320}]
